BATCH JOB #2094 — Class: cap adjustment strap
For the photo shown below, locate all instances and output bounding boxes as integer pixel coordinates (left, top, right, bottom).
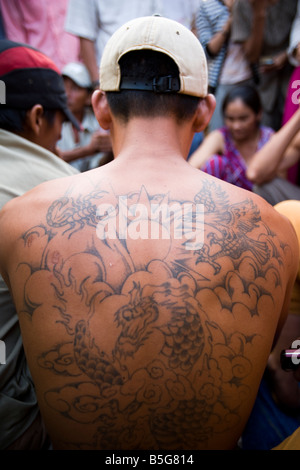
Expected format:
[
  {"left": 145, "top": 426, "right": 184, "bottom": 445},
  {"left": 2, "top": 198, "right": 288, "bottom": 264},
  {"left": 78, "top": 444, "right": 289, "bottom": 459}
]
[{"left": 120, "top": 75, "right": 180, "bottom": 93}]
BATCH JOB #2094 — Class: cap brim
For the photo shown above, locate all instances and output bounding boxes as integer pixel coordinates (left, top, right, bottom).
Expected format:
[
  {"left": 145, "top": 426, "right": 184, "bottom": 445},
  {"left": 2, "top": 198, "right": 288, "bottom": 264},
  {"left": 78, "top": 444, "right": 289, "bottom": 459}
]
[{"left": 62, "top": 105, "right": 81, "bottom": 131}]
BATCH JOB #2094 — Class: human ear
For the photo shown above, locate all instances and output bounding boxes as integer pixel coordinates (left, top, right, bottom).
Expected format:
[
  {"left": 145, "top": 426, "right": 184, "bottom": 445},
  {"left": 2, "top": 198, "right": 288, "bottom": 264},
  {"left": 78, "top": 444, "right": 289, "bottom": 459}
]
[
  {"left": 193, "top": 94, "right": 216, "bottom": 132},
  {"left": 92, "top": 90, "right": 112, "bottom": 130},
  {"left": 25, "top": 104, "right": 44, "bottom": 135}
]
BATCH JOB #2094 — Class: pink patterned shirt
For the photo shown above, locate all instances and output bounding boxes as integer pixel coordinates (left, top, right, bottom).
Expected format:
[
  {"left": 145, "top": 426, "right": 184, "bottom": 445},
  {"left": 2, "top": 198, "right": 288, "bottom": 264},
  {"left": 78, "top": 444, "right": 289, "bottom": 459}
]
[{"left": 202, "top": 126, "right": 275, "bottom": 191}]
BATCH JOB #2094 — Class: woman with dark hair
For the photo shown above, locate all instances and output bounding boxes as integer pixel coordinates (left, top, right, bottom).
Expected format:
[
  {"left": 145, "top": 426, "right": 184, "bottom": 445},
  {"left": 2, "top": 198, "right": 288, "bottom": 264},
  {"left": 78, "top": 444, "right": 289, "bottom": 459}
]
[{"left": 188, "top": 84, "right": 274, "bottom": 190}]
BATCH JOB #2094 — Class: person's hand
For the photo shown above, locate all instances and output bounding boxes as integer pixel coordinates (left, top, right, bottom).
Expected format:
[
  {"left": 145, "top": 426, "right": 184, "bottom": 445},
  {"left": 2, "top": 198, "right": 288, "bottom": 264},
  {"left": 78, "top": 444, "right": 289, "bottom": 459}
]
[
  {"left": 88, "top": 130, "right": 112, "bottom": 154},
  {"left": 260, "top": 51, "right": 288, "bottom": 73},
  {"left": 273, "top": 51, "right": 288, "bottom": 70}
]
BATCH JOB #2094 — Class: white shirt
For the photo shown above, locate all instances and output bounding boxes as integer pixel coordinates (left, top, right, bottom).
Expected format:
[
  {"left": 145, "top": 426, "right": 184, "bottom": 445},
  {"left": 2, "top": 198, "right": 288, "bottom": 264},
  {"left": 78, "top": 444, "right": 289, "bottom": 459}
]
[
  {"left": 288, "top": 0, "right": 300, "bottom": 66},
  {"left": 65, "top": 0, "right": 201, "bottom": 64},
  {"left": 57, "top": 107, "right": 109, "bottom": 171}
]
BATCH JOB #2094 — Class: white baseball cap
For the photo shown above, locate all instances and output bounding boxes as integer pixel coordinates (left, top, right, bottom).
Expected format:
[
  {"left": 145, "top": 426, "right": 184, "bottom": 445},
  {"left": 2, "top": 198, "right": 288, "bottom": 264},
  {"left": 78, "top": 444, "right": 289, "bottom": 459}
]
[
  {"left": 99, "top": 15, "right": 208, "bottom": 98},
  {"left": 62, "top": 62, "right": 93, "bottom": 89}
]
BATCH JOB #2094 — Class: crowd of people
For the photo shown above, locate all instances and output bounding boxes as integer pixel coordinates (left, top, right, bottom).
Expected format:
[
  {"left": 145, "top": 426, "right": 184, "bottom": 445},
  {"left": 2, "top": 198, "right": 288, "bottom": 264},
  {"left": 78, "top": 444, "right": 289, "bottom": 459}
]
[{"left": 0, "top": 0, "right": 300, "bottom": 451}]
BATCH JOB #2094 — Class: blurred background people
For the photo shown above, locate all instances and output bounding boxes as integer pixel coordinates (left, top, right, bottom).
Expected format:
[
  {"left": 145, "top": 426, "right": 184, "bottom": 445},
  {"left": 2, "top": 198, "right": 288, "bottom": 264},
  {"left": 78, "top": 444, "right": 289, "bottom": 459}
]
[
  {"left": 188, "top": 85, "right": 274, "bottom": 191},
  {"left": 0, "top": 39, "right": 79, "bottom": 450},
  {"left": 64, "top": 0, "right": 201, "bottom": 87},
  {"left": 196, "top": 0, "right": 254, "bottom": 131},
  {"left": 189, "top": 84, "right": 300, "bottom": 205},
  {"left": 56, "top": 61, "right": 113, "bottom": 172},
  {"left": 230, "top": 0, "right": 298, "bottom": 131},
  {"left": 0, "top": 0, "right": 80, "bottom": 70},
  {"left": 287, "top": 0, "right": 300, "bottom": 68},
  {"left": 283, "top": 0, "right": 300, "bottom": 185}
]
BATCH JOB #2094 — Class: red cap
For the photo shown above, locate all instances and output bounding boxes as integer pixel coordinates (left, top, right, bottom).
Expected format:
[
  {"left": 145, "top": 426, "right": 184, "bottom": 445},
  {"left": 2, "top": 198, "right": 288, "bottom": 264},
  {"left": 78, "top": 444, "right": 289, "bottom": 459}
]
[{"left": 0, "top": 40, "right": 80, "bottom": 130}]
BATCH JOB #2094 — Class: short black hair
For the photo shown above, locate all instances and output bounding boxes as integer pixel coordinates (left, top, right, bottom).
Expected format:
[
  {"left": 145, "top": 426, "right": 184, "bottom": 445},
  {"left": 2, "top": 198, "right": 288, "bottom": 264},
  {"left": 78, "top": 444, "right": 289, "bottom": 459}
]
[
  {"left": 222, "top": 85, "right": 262, "bottom": 116},
  {"left": 0, "top": 107, "right": 59, "bottom": 132},
  {"left": 106, "top": 50, "right": 200, "bottom": 123}
]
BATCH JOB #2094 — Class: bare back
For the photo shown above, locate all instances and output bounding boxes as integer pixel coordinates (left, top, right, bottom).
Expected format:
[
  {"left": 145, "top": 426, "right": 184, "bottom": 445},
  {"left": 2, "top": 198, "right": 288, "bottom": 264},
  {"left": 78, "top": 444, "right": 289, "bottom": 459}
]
[{"left": 0, "top": 163, "right": 297, "bottom": 450}]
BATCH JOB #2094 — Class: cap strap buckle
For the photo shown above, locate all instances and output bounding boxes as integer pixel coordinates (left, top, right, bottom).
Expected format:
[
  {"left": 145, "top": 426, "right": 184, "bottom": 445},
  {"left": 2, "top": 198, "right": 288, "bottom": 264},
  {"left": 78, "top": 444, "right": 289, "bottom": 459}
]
[{"left": 153, "top": 75, "right": 180, "bottom": 93}]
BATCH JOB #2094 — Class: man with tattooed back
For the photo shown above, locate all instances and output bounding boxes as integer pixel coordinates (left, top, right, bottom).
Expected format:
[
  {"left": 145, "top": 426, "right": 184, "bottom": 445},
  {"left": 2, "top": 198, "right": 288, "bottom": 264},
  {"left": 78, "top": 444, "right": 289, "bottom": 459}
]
[{"left": 0, "top": 16, "right": 298, "bottom": 450}]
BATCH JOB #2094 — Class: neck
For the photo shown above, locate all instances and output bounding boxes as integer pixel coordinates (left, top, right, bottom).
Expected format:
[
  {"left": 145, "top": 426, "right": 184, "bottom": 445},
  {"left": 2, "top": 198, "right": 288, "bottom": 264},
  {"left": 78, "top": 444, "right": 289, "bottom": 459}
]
[
  {"left": 111, "top": 116, "right": 194, "bottom": 164},
  {"left": 233, "top": 127, "right": 261, "bottom": 162}
]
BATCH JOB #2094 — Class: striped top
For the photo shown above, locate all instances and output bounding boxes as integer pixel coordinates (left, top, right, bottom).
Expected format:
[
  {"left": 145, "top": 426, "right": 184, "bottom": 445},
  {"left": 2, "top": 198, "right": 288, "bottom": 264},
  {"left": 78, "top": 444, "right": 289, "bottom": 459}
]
[{"left": 196, "top": 0, "right": 230, "bottom": 90}]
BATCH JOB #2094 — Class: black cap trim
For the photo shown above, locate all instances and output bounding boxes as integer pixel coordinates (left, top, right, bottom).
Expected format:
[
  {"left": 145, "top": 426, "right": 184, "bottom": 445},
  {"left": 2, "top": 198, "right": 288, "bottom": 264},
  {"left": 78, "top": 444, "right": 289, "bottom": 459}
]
[{"left": 120, "top": 75, "right": 180, "bottom": 93}]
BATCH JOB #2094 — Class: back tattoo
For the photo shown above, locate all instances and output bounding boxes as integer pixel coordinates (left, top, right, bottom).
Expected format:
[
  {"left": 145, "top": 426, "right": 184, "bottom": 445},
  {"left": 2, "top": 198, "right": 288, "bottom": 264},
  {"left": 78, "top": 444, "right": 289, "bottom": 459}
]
[{"left": 18, "top": 180, "right": 287, "bottom": 449}]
